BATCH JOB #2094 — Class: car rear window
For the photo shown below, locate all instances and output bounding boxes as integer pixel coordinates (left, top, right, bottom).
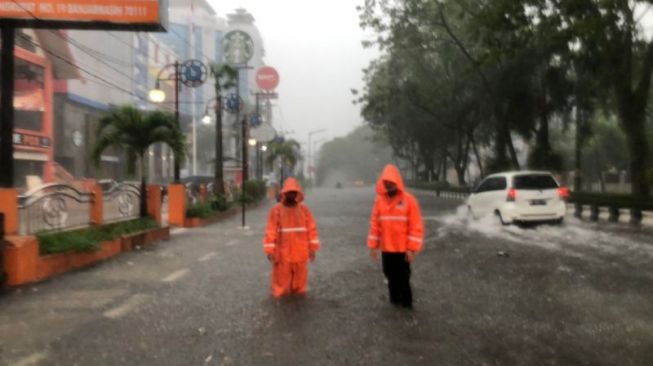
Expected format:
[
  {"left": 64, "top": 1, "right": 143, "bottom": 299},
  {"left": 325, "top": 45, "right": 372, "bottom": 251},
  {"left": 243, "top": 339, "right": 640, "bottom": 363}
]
[{"left": 513, "top": 175, "right": 559, "bottom": 190}]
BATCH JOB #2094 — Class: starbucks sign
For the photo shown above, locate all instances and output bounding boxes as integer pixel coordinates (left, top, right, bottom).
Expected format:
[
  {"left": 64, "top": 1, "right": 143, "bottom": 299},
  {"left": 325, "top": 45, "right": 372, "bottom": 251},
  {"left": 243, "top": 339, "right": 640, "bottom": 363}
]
[{"left": 223, "top": 30, "right": 255, "bottom": 65}]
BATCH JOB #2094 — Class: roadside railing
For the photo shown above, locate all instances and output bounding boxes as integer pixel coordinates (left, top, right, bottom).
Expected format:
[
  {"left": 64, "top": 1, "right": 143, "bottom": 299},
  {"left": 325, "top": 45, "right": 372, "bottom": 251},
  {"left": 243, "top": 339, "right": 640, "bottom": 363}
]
[
  {"left": 412, "top": 181, "right": 653, "bottom": 225},
  {"left": 569, "top": 192, "right": 653, "bottom": 224},
  {"left": 18, "top": 183, "right": 93, "bottom": 235},
  {"left": 103, "top": 183, "right": 141, "bottom": 223},
  {"left": 408, "top": 182, "right": 471, "bottom": 200},
  {"left": 432, "top": 188, "right": 471, "bottom": 200}
]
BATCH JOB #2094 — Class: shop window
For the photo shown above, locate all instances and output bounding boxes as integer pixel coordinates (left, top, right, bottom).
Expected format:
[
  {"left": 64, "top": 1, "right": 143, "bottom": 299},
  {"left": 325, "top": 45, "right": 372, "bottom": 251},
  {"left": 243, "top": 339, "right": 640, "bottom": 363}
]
[
  {"left": 15, "top": 110, "right": 43, "bottom": 131},
  {"left": 14, "top": 57, "right": 45, "bottom": 132}
]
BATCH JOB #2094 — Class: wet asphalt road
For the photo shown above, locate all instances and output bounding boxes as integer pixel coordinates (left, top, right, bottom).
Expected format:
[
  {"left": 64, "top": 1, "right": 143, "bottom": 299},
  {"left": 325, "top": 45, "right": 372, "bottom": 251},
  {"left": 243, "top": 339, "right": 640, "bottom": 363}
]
[{"left": 1, "top": 187, "right": 653, "bottom": 366}]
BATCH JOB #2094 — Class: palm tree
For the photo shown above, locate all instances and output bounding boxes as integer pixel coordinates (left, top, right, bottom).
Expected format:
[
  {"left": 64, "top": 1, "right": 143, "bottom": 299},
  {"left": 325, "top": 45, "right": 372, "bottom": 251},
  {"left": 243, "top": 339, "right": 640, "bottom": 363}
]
[
  {"left": 210, "top": 63, "right": 238, "bottom": 196},
  {"left": 91, "top": 105, "right": 186, "bottom": 217},
  {"left": 265, "top": 139, "right": 302, "bottom": 184}
]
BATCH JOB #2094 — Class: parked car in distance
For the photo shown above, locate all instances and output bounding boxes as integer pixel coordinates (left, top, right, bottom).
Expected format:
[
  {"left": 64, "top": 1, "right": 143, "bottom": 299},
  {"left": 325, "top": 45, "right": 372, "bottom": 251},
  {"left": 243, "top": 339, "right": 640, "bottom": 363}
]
[{"left": 466, "top": 171, "right": 568, "bottom": 225}]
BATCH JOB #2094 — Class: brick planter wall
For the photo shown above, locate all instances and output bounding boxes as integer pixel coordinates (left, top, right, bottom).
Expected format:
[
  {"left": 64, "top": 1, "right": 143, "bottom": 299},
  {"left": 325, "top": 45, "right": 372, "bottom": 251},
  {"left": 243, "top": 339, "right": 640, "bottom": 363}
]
[{"left": 2, "top": 226, "right": 170, "bottom": 287}]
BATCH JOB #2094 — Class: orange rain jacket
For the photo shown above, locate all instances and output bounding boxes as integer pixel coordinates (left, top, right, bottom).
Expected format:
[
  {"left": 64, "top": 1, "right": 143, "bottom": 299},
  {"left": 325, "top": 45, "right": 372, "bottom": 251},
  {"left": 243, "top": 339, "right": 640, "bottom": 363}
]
[
  {"left": 263, "top": 178, "right": 320, "bottom": 263},
  {"left": 368, "top": 164, "right": 424, "bottom": 253}
]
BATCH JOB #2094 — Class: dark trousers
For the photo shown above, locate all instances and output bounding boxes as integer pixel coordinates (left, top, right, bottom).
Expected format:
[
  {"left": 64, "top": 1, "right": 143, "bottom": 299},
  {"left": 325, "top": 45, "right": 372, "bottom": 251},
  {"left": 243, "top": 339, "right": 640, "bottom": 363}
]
[{"left": 382, "top": 252, "right": 412, "bottom": 308}]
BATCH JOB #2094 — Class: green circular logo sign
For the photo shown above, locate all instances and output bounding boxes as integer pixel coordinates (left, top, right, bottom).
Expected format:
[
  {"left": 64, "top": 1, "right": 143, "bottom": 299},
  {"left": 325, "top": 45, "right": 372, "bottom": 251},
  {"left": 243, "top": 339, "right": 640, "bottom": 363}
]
[{"left": 223, "top": 30, "right": 255, "bottom": 65}]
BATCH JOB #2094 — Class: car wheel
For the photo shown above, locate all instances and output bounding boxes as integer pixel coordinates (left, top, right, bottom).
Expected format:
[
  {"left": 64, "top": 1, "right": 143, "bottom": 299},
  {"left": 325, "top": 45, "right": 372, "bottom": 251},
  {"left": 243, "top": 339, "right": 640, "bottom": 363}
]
[{"left": 494, "top": 210, "right": 508, "bottom": 226}]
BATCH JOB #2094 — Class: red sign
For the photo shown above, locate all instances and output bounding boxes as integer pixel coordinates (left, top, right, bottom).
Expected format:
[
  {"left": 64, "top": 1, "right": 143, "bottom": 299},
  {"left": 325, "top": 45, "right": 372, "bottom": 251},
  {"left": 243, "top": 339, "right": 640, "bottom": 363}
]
[{"left": 256, "top": 66, "right": 279, "bottom": 91}]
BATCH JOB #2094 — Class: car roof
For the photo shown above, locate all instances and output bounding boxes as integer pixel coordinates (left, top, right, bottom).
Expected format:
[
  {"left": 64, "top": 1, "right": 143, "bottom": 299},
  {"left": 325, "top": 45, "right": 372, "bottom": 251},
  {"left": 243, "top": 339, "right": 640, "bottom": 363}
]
[{"left": 484, "top": 171, "right": 554, "bottom": 179}]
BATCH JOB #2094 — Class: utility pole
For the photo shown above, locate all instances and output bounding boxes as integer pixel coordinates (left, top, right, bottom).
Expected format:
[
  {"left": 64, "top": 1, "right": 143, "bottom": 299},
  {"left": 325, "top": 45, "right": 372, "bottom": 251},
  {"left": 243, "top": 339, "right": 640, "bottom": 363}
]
[
  {"left": 235, "top": 65, "right": 253, "bottom": 228},
  {"left": 173, "top": 61, "right": 181, "bottom": 182},
  {"left": 0, "top": 27, "right": 16, "bottom": 188}
]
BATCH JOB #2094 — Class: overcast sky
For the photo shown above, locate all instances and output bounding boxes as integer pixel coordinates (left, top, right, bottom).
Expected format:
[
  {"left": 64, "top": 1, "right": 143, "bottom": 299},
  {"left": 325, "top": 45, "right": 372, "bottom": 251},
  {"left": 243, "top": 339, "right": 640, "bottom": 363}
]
[{"left": 207, "top": 0, "right": 378, "bottom": 148}]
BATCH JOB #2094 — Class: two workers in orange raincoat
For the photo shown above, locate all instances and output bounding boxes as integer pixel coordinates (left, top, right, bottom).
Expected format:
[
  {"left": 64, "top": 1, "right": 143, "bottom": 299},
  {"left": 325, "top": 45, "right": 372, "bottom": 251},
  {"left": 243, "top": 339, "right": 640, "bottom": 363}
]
[
  {"left": 262, "top": 177, "right": 320, "bottom": 297},
  {"left": 368, "top": 164, "right": 424, "bottom": 308},
  {"left": 262, "top": 165, "right": 423, "bottom": 307}
]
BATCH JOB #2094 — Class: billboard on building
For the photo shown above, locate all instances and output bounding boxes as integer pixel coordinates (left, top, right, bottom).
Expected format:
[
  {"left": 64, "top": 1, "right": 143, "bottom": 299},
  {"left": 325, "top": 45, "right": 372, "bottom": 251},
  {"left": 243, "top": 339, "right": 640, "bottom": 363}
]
[{"left": 0, "top": 0, "right": 168, "bottom": 31}]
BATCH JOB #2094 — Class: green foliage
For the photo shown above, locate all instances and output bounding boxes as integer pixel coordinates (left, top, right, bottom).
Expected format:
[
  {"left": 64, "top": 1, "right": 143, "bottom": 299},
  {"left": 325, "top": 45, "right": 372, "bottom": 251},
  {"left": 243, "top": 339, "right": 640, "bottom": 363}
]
[
  {"left": 37, "top": 218, "right": 158, "bottom": 255},
  {"left": 209, "top": 194, "right": 231, "bottom": 212},
  {"left": 185, "top": 202, "right": 216, "bottom": 219},
  {"left": 92, "top": 106, "right": 186, "bottom": 170},
  {"left": 91, "top": 105, "right": 187, "bottom": 216},
  {"left": 265, "top": 139, "right": 302, "bottom": 175},
  {"left": 186, "top": 193, "right": 238, "bottom": 219},
  {"left": 358, "top": 0, "right": 652, "bottom": 194},
  {"left": 527, "top": 145, "right": 564, "bottom": 172},
  {"left": 238, "top": 180, "right": 267, "bottom": 204}
]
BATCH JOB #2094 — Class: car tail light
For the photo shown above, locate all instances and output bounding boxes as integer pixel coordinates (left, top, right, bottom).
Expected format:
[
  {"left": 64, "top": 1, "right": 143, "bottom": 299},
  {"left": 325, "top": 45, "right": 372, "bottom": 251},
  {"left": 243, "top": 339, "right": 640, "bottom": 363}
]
[
  {"left": 507, "top": 188, "right": 517, "bottom": 202},
  {"left": 558, "top": 186, "right": 569, "bottom": 199}
]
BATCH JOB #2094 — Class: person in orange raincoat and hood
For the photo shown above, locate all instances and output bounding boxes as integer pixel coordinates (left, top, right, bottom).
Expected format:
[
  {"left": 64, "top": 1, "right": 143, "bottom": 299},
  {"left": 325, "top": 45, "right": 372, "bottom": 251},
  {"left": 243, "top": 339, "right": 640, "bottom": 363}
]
[
  {"left": 368, "top": 164, "right": 424, "bottom": 308},
  {"left": 263, "top": 177, "right": 320, "bottom": 297}
]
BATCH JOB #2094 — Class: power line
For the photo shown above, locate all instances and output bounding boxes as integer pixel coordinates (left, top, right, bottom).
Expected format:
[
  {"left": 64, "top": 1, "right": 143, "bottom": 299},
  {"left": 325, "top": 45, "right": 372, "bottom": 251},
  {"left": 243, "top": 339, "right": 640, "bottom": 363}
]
[
  {"left": 9, "top": 1, "right": 139, "bottom": 87},
  {"left": 169, "top": 27, "right": 214, "bottom": 64},
  {"left": 9, "top": 0, "right": 216, "bottom": 109},
  {"left": 51, "top": 31, "right": 137, "bottom": 84},
  {"left": 24, "top": 38, "right": 141, "bottom": 100}
]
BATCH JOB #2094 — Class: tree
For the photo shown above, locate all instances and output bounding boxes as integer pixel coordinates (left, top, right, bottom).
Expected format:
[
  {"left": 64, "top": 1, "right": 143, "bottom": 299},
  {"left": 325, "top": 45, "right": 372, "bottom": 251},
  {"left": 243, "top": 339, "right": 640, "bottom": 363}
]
[
  {"left": 92, "top": 105, "right": 186, "bottom": 217},
  {"left": 209, "top": 63, "right": 238, "bottom": 196},
  {"left": 480, "top": 0, "right": 652, "bottom": 194},
  {"left": 315, "top": 125, "right": 393, "bottom": 186},
  {"left": 265, "top": 139, "right": 302, "bottom": 184}
]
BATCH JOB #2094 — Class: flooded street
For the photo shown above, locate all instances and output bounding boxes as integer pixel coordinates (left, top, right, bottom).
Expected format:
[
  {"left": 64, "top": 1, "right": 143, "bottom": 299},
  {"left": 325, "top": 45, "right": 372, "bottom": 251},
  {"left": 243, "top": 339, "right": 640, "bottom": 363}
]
[{"left": 2, "top": 187, "right": 652, "bottom": 365}]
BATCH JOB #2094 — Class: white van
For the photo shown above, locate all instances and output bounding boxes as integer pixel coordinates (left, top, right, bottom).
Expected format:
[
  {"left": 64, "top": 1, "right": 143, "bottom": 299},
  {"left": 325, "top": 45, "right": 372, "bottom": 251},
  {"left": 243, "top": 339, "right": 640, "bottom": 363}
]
[{"left": 466, "top": 171, "right": 568, "bottom": 224}]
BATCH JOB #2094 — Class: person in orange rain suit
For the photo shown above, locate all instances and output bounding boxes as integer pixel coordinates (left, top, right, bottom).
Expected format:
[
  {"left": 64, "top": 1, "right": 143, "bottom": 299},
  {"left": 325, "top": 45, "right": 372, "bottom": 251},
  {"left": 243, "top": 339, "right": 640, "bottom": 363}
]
[
  {"left": 263, "top": 177, "right": 320, "bottom": 297},
  {"left": 368, "top": 164, "right": 424, "bottom": 309}
]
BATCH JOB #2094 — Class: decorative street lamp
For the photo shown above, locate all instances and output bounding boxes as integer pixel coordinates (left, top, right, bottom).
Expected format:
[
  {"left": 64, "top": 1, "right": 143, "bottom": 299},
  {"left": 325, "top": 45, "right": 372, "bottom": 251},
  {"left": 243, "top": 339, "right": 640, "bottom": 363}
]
[{"left": 149, "top": 59, "right": 208, "bottom": 181}]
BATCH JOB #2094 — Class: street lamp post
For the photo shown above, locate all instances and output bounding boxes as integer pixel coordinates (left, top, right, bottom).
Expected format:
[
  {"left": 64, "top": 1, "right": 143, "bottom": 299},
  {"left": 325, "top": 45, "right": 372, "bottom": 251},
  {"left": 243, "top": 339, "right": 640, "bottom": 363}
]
[
  {"left": 149, "top": 60, "right": 207, "bottom": 181},
  {"left": 233, "top": 65, "right": 253, "bottom": 228},
  {"left": 149, "top": 61, "right": 181, "bottom": 181},
  {"left": 312, "top": 138, "right": 328, "bottom": 185},
  {"left": 0, "top": 27, "right": 15, "bottom": 188},
  {"left": 202, "top": 97, "right": 226, "bottom": 196},
  {"left": 307, "top": 129, "right": 326, "bottom": 185}
]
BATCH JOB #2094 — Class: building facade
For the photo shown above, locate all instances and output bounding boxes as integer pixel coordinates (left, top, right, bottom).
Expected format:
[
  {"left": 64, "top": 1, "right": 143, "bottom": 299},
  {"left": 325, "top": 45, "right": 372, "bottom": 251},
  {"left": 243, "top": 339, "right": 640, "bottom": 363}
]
[{"left": 36, "top": 1, "right": 267, "bottom": 188}]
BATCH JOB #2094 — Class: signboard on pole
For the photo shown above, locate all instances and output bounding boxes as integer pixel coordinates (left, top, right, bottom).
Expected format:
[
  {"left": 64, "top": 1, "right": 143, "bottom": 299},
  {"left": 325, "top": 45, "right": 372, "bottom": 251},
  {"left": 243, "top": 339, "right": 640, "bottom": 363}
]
[
  {"left": 0, "top": 0, "right": 168, "bottom": 31},
  {"left": 256, "top": 66, "right": 279, "bottom": 91}
]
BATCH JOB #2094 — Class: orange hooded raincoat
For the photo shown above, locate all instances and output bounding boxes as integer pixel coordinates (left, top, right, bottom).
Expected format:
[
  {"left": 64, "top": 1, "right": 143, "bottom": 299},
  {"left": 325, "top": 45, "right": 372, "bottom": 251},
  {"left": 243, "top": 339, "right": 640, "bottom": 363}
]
[
  {"left": 368, "top": 164, "right": 424, "bottom": 253},
  {"left": 263, "top": 178, "right": 320, "bottom": 297}
]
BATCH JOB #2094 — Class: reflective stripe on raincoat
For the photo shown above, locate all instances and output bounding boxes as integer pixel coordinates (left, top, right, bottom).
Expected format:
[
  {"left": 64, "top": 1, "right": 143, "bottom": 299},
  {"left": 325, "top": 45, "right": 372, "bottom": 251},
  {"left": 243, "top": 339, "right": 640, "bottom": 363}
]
[
  {"left": 368, "top": 164, "right": 424, "bottom": 253},
  {"left": 263, "top": 177, "right": 320, "bottom": 263}
]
